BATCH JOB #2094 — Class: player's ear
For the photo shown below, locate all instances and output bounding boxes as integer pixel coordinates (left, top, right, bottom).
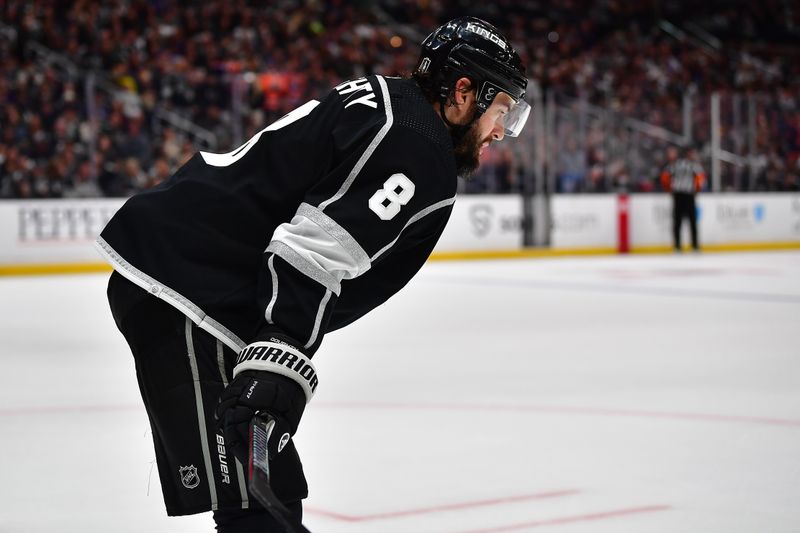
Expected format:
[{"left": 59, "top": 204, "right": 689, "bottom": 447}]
[
  {"left": 453, "top": 77, "right": 474, "bottom": 106},
  {"left": 456, "top": 78, "right": 475, "bottom": 104}
]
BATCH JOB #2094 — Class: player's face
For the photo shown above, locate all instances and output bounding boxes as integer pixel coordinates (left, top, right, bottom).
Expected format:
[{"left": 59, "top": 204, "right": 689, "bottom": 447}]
[
  {"left": 475, "top": 92, "right": 515, "bottom": 152},
  {"left": 453, "top": 93, "right": 516, "bottom": 179}
]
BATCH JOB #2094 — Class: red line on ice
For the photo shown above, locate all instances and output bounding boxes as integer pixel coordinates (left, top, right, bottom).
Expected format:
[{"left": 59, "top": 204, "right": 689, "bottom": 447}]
[
  {"left": 304, "top": 490, "right": 580, "bottom": 522},
  {"left": 454, "top": 505, "right": 672, "bottom": 532}
]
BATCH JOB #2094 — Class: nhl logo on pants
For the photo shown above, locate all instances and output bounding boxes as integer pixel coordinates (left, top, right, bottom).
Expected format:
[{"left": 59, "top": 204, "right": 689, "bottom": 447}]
[{"left": 179, "top": 465, "right": 200, "bottom": 489}]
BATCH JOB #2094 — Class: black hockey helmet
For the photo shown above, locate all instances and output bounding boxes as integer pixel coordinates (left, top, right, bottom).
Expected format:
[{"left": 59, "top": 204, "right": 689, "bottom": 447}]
[{"left": 413, "top": 17, "right": 530, "bottom": 137}]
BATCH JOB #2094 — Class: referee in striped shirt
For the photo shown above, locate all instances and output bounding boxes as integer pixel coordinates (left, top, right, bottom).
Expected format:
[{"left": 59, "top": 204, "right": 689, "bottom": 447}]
[{"left": 660, "top": 147, "right": 705, "bottom": 252}]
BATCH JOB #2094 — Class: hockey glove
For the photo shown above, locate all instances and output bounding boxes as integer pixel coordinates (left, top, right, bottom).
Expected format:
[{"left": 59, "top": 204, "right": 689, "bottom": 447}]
[{"left": 215, "top": 339, "right": 318, "bottom": 465}]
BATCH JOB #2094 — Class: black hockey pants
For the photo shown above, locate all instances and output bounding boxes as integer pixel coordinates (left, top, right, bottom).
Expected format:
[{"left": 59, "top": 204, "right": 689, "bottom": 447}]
[{"left": 106, "top": 271, "right": 306, "bottom": 530}]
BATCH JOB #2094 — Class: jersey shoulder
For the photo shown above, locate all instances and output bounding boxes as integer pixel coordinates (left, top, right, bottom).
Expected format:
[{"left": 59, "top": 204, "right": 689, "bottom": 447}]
[
  {"left": 328, "top": 75, "right": 457, "bottom": 194},
  {"left": 385, "top": 77, "right": 454, "bottom": 157},
  {"left": 327, "top": 75, "right": 453, "bottom": 157},
  {"left": 384, "top": 77, "right": 457, "bottom": 192}
]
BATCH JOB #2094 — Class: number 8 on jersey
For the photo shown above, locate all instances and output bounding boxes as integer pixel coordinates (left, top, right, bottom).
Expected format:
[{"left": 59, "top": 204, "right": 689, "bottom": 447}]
[{"left": 368, "top": 173, "right": 416, "bottom": 221}]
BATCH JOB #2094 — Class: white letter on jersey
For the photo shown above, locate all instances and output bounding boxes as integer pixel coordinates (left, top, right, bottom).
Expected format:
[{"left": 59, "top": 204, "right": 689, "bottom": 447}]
[
  {"left": 335, "top": 78, "right": 378, "bottom": 109},
  {"left": 345, "top": 93, "right": 377, "bottom": 109},
  {"left": 200, "top": 100, "right": 319, "bottom": 167},
  {"left": 369, "top": 173, "right": 415, "bottom": 221}
]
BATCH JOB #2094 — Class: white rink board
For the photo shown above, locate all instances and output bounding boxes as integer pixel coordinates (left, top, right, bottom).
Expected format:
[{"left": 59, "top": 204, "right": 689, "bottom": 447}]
[
  {"left": 435, "top": 194, "right": 619, "bottom": 252},
  {"left": 699, "top": 194, "right": 800, "bottom": 244},
  {"left": 550, "top": 195, "right": 617, "bottom": 248},
  {"left": 0, "top": 199, "right": 124, "bottom": 264},
  {"left": 434, "top": 195, "right": 523, "bottom": 251},
  {"left": 629, "top": 195, "right": 678, "bottom": 246},
  {"left": 632, "top": 193, "right": 800, "bottom": 247}
]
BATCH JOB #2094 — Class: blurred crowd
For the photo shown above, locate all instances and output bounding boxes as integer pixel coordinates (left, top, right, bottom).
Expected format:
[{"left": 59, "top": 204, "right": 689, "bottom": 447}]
[{"left": 1, "top": 0, "right": 798, "bottom": 198}]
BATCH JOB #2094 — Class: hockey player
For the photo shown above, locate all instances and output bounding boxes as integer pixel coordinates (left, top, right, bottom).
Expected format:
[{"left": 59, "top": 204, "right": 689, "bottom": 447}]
[{"left": 98, "top": 17, "right": 529, "bottom": 532}]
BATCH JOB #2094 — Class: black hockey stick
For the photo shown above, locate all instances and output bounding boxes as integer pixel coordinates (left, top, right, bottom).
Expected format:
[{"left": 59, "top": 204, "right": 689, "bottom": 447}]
[{"left": 248, "top": 414, "right": 311, "bottom": 533}]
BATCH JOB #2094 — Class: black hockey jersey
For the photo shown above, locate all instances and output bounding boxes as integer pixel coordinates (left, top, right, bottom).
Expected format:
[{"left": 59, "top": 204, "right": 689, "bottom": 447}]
[{"left": 96, "top": 75, "right": 457, "bottom": 355}]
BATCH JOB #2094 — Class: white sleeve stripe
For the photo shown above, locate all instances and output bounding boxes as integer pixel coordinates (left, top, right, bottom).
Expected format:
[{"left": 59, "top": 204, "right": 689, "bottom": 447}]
[
  {"left": 371, "top": 196, "right": 456, "bottom": 262},
  {"left": 318, "top": 75, "right": 393, "bottom": 212},
  {"left": 305, "top": 289, "right": 332, "bottom": 349},
  {"left": 296, "top": 202, "right": 371, "bottom": 274},
  {"left": 266, "top": 240, "right": 342, "bottom": 295},
  {"left": 264, "top": 255, "right": 279, "bottom": 324},
  {"left": 269, "top": 210, "right": 369, "bottom": 285}
]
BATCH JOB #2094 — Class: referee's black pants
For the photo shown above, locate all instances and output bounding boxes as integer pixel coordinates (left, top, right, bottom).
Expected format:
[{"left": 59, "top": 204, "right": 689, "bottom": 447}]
[
  {"left": 672, "top": 193, "right": 699, "bottom": 251},
  {"left": 106, "top": 271, "right": 307, "bottom": 531}
]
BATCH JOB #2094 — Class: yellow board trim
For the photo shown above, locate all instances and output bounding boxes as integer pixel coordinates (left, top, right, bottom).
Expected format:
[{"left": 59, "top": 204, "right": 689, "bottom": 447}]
[
  {"left": 1, "top": 241, "right": 799, "bottom": 276},
  {"left": 0, "top": 262, "right": 113, "bottom": 277},
  {"left": 429, "top": 247, "right": 617, "bottom": 261}
]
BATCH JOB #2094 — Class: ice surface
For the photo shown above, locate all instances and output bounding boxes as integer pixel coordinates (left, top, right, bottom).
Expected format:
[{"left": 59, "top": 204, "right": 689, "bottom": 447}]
[{"left": 1, "top": 251, "right": 799, "bottom": 532}]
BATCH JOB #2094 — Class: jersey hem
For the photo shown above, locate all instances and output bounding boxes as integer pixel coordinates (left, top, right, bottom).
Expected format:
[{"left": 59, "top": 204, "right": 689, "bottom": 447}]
[{"left": 93, "top": 236, "right": 246, "bottom": 352}]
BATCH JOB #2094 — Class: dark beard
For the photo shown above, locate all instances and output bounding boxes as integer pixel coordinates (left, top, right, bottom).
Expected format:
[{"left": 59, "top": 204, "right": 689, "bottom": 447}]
[{"left": 451, "top": 121, "right": 482, "bottom": 180}]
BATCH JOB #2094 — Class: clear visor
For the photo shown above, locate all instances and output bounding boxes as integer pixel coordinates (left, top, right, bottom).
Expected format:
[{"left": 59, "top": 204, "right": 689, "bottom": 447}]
[{"left": 500, "top": 99, "right": 531, "bottom": 138}]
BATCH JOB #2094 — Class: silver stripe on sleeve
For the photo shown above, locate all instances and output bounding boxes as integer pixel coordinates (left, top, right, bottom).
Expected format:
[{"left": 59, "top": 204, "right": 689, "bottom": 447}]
[
  {"left": 215, "top": 340, "right": 250, "bottom": 509},
  {"left": 371, "top": 196, "right": 457, "bottom": 262},
  {"left": 265, "top": 255, "right": 279, "bottom": 324},
  {"left": 305, "top": 290, "right": 332, "bottom": 349},
  {"left": 296, "top": 202, "right": 371, "bottom": 276},
  {"left": 94, "top": 237, "right": 246, "bottom": 352},
  {"left": 318, "top": 75, "right": 393, "bottom": 212},
  {"left": 266, "top": 240, "right": 341, "bottom": 295},
  {"left": 269, "top": 212, "right": 368, "bottom": 284},
  {"left": 185, "top": 318, "right": 219, "bottom": 510}
]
